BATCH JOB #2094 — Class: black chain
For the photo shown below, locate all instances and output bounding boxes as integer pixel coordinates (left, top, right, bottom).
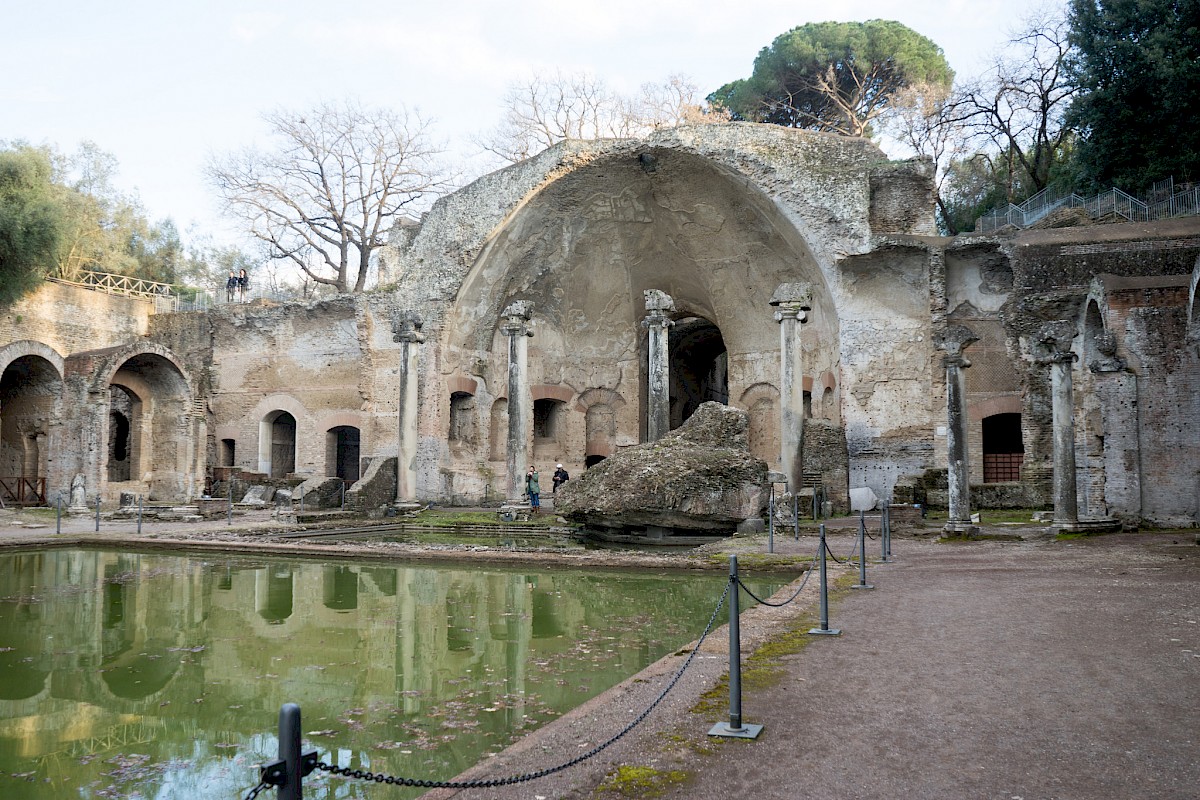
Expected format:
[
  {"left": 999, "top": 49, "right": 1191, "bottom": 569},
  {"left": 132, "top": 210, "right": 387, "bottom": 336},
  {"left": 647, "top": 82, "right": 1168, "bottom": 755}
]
[
  {"left": 825, "top": 539, "right": 851, "bottom": 565},
  {"left": 736, "top": 559, "right": 814, "bottom": 608},
  {"left": 315, "top": 581, "right": 733, "bottom": 790},
  {"left": 243, "top": 780, "right": 270, "bottom": 800}
]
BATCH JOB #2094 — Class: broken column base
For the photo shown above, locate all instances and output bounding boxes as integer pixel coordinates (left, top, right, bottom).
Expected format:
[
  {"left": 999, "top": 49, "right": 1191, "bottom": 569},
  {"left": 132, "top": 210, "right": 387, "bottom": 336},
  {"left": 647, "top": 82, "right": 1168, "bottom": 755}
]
[
  {"left": 497, "top": 504, "right": 532, "bottom": 522},
  {"left": 943, "top": 521, "right": 981, "bottom": 537},
  {"left": 1048, "top": 517, "right": 1122, "bottom": 537}
]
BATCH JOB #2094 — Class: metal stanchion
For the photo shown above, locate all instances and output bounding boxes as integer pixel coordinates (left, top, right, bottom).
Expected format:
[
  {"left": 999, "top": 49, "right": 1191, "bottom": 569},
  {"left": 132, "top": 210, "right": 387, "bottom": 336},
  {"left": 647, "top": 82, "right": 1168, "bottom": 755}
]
[
  {"left": 881, "top": 504, "right": 892, "bottom": 562},
  {"left": 768, "top": 484, "right": 775, "bottom": 554},
  {"left": 137, "top": 495, "right": 143, "bottom": 535},
  {"left": 340, "top": 482, "right": 346, "bottom": 511},
  {"left": 793, "top": 492, "right": 799, "bottom": 540},
  {"left": 709, "top": 555, "right": 763, "bottom": 739},
  {"left": 94, "top": 496, "right": 101, "bottom": 532},
  {"left": 299, "top": 489, "right": 305, "bottom": 513},
  {"left": 56, "top": 496, "right": 62, "bottom": 534},
  {"left": 227, "top": 488, "right": 233, "bottom": 526},
  {"left": 851, "top": 509, "right": 873, "bottom": 589},
  {"left": 257, "top": 703, "right": 317, "bottom": 799},
  {"left": 808, "top": 524, "right": 841, "bottom": 635}
]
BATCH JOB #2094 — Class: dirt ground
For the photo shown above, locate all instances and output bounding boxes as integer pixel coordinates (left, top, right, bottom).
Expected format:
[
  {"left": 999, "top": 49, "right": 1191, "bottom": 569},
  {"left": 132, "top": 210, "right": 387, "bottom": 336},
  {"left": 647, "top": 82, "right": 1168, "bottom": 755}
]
[{"left": 0, "top": 508, "right": 1196, "bottom": 799}]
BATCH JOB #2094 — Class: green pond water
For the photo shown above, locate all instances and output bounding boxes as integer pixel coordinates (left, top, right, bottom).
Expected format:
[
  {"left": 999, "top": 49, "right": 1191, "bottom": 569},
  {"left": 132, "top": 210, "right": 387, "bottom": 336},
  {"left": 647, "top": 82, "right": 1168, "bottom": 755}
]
[{"left": 0, "top": 548, "right": 787, "bottom": 799}]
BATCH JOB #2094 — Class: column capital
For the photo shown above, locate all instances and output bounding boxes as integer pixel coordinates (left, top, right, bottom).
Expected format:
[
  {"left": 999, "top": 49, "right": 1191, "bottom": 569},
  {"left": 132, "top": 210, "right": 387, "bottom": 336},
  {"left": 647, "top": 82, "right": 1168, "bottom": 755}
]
[
  {"left": 501, "top": 300, "right": 534, "bottom": 337},
  {"left": 642, "top": 289, "right": 676, "bottom": 329},
  {"left": 770, "top": 282, "right": 812, "bottom": 322},
  {"left": 392, "top": 310, "right": 425, "bottom": 344},
  {"left": 1036, "top": 319, "right": 1078, "bottom": 364},
  {"left": 935, "top": 323, "right": 978, "bottom": 368}
]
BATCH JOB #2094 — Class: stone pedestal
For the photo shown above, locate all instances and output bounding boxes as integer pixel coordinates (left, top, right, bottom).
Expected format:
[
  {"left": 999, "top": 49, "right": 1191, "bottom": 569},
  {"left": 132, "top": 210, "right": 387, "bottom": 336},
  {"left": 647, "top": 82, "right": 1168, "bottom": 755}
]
[
  {"left": 770, "top": 283, "right": 812, "bottom": 493},
  {"left": 502, "top": 301, "right": 534, "bottom": 501},
  {"left": 642, "top": 290, "right": 675, "bottom": 442},
  {"left": 392, "top": 311, "right": 425, "bottom": 504},
  {"left": 936, "top": 324, "right": 979, "bottom": 536}
]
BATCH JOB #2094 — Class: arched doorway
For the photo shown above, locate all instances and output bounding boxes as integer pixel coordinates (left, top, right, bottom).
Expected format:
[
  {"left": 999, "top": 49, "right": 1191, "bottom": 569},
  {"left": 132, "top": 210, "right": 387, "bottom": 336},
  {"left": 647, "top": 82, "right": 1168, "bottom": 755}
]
[
  {"left": 261, "top": 411, "right": 297, "bottom": 478},
  {"left": 326, "top": 425, "right": 360, "bottom": 483},
  {"left": 669, "top": 317, "right": 728, "bottom": 429},
  {"left": 0, "top": 353, "right": 60, "bottom": 505},
  {"left": 982, "top": 413, "right": 1024, "bottom": 482}
]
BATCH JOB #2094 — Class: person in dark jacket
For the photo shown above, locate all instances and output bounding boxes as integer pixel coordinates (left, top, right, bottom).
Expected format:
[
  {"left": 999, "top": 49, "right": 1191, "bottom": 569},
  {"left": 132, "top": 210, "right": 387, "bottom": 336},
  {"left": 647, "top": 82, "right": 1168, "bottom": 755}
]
[
  {"left": 526, "top": 466, "right": 541, "bottom": 513},
  {"left": 225, "top": 270, "right": 238, "bottom": 302},
  {"left": 552, "top": 464, "right": 569, "bottom": 493}
]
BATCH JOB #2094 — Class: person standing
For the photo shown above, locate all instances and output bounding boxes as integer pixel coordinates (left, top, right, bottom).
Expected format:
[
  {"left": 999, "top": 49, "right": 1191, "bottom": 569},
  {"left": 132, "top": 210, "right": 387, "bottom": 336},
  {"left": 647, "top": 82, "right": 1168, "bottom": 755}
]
[
  {"left": 526, "top": 466, "right": 541, "bottom": 513},
  {"left": 552, "top": 463, "right": 569, "bottom": 493},
  {"left": 225, "top": 270, "right": 238, "bottom": 302},
  {"left": 237, "top": 268, "right": 249, "bottom": 302}
]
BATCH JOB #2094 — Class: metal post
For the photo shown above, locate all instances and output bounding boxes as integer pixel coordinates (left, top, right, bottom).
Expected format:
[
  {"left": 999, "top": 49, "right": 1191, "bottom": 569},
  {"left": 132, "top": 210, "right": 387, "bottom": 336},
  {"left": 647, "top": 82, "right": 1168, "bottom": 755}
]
[
  {"left": 340, "top": 482, "right": 346, "bottom": 510},
  {"left": 809, "top": 524, "right": 840, "bottom": 635},
  {"left": 886, "top": 503, "right": 893, "bottom": 559},
  {"left": 709, "top": 555, "right": 763, "bottom": 739},
  {"left": 94, "top": 496, "right": 101, "bottom": 532},
  {"left": 852, "top": 509, "right": 873, "bottom": 589},
  {"left": 56, "top": 496, "right": 61, "bottom": 534},
  {"left": 881, "top": 504, "right": 891, "bottom": 563},
  {"left": 299, "top": 489, "right": 304, "bottom": 513},
  {"left": 137, "top": 495, "right": 143, "bottom": 535},
  {"left": 768, "top": 485, "right": 774, "bottom": 554},
  {"left": 793, "top": 492, "right": 799, "bottom": 541},
  {"left": 279, "top": 703, "right": 302, "bottom": 799},
  {"left": 228, "top": 488, "right": 233, "bottom": 526}
]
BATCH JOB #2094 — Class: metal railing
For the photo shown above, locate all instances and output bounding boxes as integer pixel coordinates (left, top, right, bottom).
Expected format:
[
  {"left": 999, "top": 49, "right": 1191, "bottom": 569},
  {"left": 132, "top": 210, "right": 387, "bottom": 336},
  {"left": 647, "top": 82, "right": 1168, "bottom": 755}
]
[{"left": 975, "top": 178, "right": 1193, "bottom": 233}]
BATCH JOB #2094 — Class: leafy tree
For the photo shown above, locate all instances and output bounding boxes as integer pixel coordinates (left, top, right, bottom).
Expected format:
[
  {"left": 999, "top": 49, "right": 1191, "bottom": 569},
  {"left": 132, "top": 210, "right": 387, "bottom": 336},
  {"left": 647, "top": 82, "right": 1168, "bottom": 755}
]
[
  {"left": 1066, "top": 0, "right": 1200, "bottom": 191},
  {"left": 709, "top": 20, "right": 953, "bottom": 137},
  {"left": 0, "top": 144, "right": 67, "bottom": 304},
  {"left": 207, "top": 100, "right": 453, "bottom": 293}
]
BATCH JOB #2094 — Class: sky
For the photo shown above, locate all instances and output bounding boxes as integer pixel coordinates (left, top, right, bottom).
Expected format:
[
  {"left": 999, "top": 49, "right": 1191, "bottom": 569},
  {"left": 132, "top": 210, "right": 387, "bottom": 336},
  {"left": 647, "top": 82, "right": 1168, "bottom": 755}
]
[{"left": 3, "top": 0, "right": 1054, "bottom": 248}]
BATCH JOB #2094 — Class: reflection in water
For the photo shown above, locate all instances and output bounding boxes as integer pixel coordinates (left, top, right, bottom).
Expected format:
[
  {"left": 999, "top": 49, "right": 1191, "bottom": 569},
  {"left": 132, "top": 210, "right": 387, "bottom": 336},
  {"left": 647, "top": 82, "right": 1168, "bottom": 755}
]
[{"left": 0, "top": 549, "right": 786, "bottom": 799}]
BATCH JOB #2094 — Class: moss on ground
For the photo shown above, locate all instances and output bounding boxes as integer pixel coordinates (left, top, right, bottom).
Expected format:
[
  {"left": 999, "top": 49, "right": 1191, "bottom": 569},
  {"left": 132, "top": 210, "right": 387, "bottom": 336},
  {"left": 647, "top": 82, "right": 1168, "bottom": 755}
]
[{"left": 596, "top": 764, "right": 690, "bottom": 797}]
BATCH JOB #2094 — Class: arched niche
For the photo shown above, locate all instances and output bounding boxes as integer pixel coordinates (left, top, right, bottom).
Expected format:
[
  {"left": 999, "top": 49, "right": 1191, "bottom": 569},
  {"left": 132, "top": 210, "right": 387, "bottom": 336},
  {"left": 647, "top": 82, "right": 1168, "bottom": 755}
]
[
  {"left": 440, "top": 147, "right": 841, "bottom": 451},
  {"left": 260, "top": 411, "right": 297, "bottom": 478},
  {"left": 0, "top": 350, "right": 61, "bottom": 502}
]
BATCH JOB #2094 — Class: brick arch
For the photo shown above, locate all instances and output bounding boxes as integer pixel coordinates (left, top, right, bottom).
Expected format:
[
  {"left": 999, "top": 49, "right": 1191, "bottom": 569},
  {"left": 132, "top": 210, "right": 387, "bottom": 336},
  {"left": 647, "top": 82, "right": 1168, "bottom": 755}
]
[
  {"left": 575, "top": 387, "right": 626, "bottom": 412},
  {"left": 969, "top": 395, "right": 1023, "bottom": 422},
  {"left": 0, "top": 340, "right": 65, "bottom": 378},
  {"left": 531, "top": 384, "right": 574, "bottom": 403},
  {"left": 90, "top": 342, "right": 194, "bottom": 398},
  {"left": 315, "top": 411, "right": 364, "bottom": 433},
  {"left": 447, "top": 375, "right": 478, "bottom": 396}
]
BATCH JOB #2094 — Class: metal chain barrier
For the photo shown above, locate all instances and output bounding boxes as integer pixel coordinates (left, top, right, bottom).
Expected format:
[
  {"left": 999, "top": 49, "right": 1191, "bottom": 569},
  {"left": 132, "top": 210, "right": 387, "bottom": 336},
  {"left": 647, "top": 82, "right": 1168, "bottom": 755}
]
[
  {"left": 243, "top": 780, "right": 271, "bottom": 800},
  {"left": 736, "top": 552, "right": 815, "bottom": 608},
  {"left": 295, "top": 580, "right": 734, "bottom": 792}
]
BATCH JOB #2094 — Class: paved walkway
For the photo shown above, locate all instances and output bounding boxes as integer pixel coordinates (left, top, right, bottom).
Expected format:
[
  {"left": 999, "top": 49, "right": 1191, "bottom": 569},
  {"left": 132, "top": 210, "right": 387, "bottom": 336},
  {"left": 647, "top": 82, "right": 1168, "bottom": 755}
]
[{"left": 426, "top": 530, "right": 1200, "bottom": 800}]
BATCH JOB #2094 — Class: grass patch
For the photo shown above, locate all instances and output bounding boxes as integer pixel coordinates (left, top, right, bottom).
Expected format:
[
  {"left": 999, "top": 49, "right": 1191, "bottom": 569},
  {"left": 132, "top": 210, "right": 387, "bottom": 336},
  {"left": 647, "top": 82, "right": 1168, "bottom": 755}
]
[
  {"left": 416, "top": 509, "right": 570, "bottom": 528},
  {"left": 976, "top": 508, "right": 1049, "bottom": 524},
  {"left": 703, "top": 552, "right": 812, "bottom": 572},
  {"left": 937, "top": 532, "right": 1025, "bottom": 543},
  {"left": 691, "top": 571, "right": 856, "bottom": 717},
  {"left": 597, "top": 765, "right": 689, "bottom": 797}
]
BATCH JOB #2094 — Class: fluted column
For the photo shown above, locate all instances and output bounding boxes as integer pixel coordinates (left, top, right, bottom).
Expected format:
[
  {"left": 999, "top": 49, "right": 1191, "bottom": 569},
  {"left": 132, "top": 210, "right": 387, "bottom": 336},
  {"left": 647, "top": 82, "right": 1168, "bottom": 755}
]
[
  {"left": 770, "top": 283, "right": 812, "bottom": 493},
  {"left": 642, "top": 290, "right": 675, "bottom": 442},
  {"left": 1039, "top": 320, "right": 1079, "bottom": 525},
  {"left": 502, "top": 301, "right": 534, "bottom": 501},
  {"left": 936, "top": 324, "right": 978, "bottom": 532},
  {"left": 392, "top": 311, "right": 425, "bottom": 504}
]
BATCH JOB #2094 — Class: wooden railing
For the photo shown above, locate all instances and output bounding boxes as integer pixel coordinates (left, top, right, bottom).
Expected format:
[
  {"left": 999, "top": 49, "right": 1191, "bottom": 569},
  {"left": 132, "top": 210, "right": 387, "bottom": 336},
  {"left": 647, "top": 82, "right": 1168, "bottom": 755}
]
[
  {"left": 0, "top": 476, "right": 47, "bottom": 506},
  {"left": 49, "top": 270, "right": 179, "bottom": 311}
]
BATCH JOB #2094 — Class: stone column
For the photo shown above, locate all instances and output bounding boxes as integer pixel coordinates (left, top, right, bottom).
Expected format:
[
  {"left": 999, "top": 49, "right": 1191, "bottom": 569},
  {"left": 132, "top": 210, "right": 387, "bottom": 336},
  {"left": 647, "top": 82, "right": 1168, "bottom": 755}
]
[
  {"left": 501, "top": 301, "right": 534, "bottom": 501},
  {"left": 392, "top": 311, "right": 425, "bottom": 504},
  {"left": 770, "top": 283, "right": 812, "bottom": 493},
  {"left": 642, "top": 290, "right": 675, "bottom": 442},
  {"left": 1039, "top": 320, "right": 1079, "bottom": 526},
  {"left": 935, "top": 324, "right": 979, "bottom": 534}
]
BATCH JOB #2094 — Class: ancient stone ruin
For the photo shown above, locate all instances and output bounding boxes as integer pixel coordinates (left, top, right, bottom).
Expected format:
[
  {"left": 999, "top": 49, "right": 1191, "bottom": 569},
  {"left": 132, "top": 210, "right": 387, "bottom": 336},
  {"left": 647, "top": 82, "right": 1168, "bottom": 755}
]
[
  {"left": 554, "top": 402, "right": 768, "bottom": 537},
  {"left": 1, "top": 124, "right": 1197, "bottom": 531}
]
